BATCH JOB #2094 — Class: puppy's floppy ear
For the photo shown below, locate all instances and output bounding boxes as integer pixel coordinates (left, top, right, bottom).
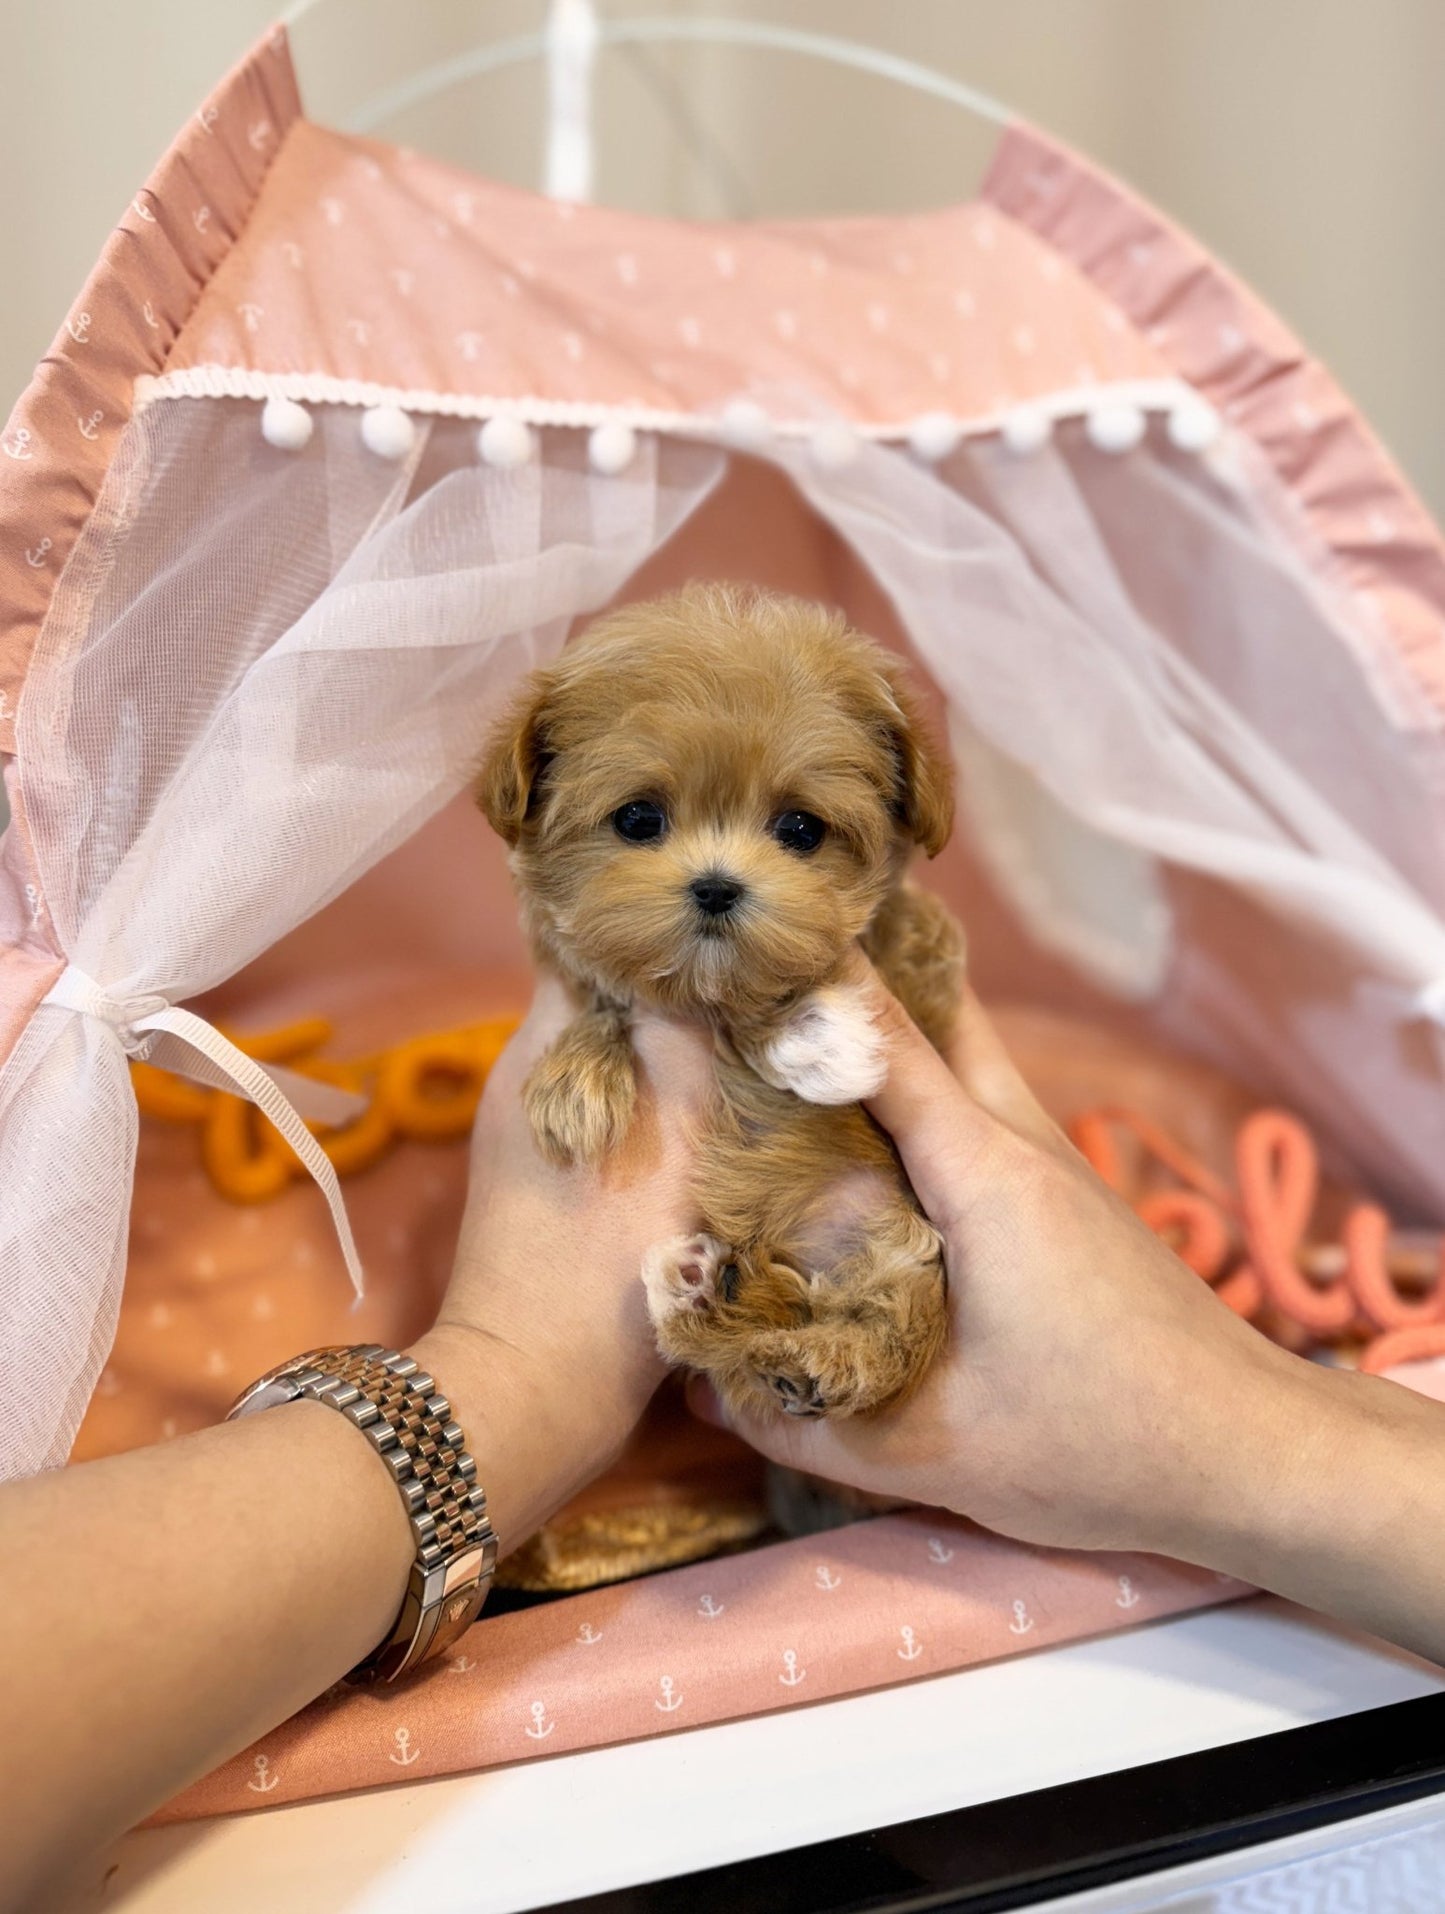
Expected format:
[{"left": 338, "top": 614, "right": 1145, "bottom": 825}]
[
  {"left": 873, "top": 658, "right": 954, "bottom": 858},
  {"left": 476, "top": 673, "right": 555, "bottom": 846}
]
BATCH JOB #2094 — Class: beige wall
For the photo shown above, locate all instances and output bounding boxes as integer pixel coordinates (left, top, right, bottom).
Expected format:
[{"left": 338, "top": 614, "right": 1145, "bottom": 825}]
[{"left": 2, "top": 0, "right": 1443, "bottom": 512}]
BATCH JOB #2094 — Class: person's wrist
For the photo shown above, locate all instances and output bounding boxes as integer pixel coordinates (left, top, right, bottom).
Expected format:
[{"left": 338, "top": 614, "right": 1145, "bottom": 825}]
[
  {"left": 1205, "top": 1360, "right": 1442, "bottom": 1604},
  {"left": 406, "top": 1324, "right": 534, "bottom": 1553},
  {"left": 1133, "top": 1341, "right": 1392, "bottom": 1587},
  {"left": 407, "top": 1321, "right": 642, "bottom": 1557}
]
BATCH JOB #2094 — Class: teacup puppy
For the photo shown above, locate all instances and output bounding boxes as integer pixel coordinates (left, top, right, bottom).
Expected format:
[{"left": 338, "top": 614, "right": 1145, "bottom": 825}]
[{"left": 477, "top": 583, "right": 965, "bottom": 1420}]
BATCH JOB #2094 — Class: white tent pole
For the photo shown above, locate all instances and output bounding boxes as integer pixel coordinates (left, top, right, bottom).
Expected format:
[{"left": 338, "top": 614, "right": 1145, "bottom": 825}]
[
  {"left": 544, "top": 0, "right": 600, "bottom": 201},
  {"left": 277, "top": 10, "right": 1016, "bottom": 142}
]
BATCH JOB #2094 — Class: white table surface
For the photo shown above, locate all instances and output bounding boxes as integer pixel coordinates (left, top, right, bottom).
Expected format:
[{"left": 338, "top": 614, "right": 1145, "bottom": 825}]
[{"left": 53, "top": 1595, "right": 1445, "bottom": 1914}]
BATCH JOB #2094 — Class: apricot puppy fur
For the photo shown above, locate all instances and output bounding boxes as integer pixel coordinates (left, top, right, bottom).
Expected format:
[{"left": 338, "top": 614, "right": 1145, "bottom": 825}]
[{"left": 477, "top": 584, "right": 964, "bottom": 1421}]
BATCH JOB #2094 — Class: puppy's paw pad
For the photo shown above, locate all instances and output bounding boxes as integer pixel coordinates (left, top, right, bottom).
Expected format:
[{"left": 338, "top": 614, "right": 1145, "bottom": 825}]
[
  {"left": 642, "top": 1233, "right": 732, "bottom": 1326},
  {"left": 765, "top": 1370, "right": 828, "bottom": 1418},
  {"left": 762, "top": 984, "right": 886, "bottom": 1105}
]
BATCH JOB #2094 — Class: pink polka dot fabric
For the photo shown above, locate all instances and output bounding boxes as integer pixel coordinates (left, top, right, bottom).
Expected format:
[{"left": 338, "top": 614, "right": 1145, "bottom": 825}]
[{"left": 160, "top": 120, "right": 1168, "bottom": 432}]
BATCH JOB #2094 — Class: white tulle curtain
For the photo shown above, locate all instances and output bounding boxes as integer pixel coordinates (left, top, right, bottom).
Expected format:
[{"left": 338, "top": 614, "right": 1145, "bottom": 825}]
[
  {"left": 0, "top": 401, "right": 724, "bottom": 1476},
  {"left": 6, "top": 391, "right": 1445, "bottom": 1478},
  {"left": 781, "top": 431, "right": 1445, "bottom": 959},
  {"left": 776, "top": 425, "right": 1445, "bottom": 1206}
]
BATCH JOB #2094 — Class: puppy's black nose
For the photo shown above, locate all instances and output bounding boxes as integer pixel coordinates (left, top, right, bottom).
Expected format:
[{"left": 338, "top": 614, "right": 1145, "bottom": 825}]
[{"left": 691, "top": 874, "right": 743, "bottom": 917}]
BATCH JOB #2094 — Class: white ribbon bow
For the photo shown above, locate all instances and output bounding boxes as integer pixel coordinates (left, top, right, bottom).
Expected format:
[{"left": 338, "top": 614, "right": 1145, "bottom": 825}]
[{"left": 41, "top": 965, "right": 366, "bottom": 1299}]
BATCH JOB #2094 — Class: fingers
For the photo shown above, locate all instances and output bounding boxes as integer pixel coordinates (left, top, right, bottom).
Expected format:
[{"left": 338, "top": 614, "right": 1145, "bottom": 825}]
[
  {"left": 487, "top": 972, "right": 575, "bottom": 1083},
  {"left": 686, "top": 1375, "right": 861, "bottom": 1483},
  {"left": 521, "top": 970, "right": 575, "bottom": 1042},
  {"left": 617, "top": 1009, "right": 716, "bottom": 1183},
  {"left": 825, "top": 952, "right": 996, "bottom": 1225},
  {"left": 518, "top": 973, "right": 714, "bottom": 1109},
  {"left": 827, "top": 952, "right": 1067, "bottom": 1225},
  {"left": 945, "top": 984, "right": 1063, "bottom": 1150},
  {"left": 837, "top": 946, "right": 1060, "bottom": 1149}
]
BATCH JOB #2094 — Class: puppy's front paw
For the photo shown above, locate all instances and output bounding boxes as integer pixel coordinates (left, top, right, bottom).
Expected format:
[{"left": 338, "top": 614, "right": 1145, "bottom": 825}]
[
  {"left": 760, "top": 984, "right": 887, "bottom": 1105},
  {"left": 642, "top": 1233, "right": 733, "bottom": 1333},
  {"left": 524, "top": 1037, "right": 636, "bottom": 1168}
]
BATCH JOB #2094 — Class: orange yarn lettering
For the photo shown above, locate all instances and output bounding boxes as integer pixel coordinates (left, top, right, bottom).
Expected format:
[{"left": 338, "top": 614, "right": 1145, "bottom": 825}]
[{"left": 1069, "top": 1105, "right": 1445, "bottom": 1374}]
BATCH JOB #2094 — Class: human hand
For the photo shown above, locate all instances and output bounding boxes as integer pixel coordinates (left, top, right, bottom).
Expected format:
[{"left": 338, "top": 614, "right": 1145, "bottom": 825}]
[
  {"left": 412, "top": 976, "right": 715, "bottom": 1550},
  {"left": 689, "top": 960, "right": 1353, "bottom": 1568}
]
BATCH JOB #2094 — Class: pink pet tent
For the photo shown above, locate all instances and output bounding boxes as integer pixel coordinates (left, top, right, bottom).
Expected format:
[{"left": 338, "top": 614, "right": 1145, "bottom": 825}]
[{"left": 5, "top": 22, "right": 1445, "bottom": 1813}]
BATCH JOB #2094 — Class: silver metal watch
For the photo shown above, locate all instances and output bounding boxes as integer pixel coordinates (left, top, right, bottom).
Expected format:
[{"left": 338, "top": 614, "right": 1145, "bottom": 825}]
[{"left": 227, "top": 1343, "right": 497, "bottom": 1682}]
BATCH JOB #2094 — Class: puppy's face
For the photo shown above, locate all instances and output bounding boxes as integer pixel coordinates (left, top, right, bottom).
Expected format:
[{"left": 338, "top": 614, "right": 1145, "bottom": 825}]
[{"left": 478, "top": 587, "right": 951, "bottom": 1018}]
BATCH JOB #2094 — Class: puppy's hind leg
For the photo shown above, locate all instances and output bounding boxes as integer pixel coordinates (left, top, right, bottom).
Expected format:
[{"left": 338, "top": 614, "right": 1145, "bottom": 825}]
[
  {"left": 524, "top": 1001, "right": 638, "bottom": 1167},
  {"left": 749, "top": 1201, "right": 948, "bottom": 1420}
]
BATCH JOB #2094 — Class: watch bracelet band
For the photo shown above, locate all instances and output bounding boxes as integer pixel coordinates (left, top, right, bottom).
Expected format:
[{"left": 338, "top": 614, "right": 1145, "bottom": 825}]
[{"left": 227, "top": 1343, "right": 497, "bottom": 1683}]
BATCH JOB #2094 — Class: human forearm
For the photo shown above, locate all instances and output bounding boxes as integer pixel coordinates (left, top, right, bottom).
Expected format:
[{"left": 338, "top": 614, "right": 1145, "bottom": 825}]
[
  {"left": 0, "top": 1318, "right": 658, "bottom": 1914},
  {"left": 0, "top": 1399, "right": 413, "bottom": 1911},
  {"left": 1151, "top": 1350, "right": 1445, "bottom": 1665},
  {"left": 0, "top": 985, "right": 706, "bottom": 1909}
]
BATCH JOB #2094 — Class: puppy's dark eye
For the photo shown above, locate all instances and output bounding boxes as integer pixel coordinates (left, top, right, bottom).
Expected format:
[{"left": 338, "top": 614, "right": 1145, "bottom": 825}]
[
  {"left": 772, "top": 810, "right": 827, "bottom": 854},
  {"left": 719, "top": 1262, "right": 741, "bottom": 1304},
  {"left": 613, "top": 800, "right": 667, "bottom": 843}
]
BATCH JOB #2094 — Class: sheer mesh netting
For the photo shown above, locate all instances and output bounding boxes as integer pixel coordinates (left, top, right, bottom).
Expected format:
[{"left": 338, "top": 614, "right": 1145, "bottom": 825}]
[
  {"left": 0, "top": 402, "right": 725, "bottom": 1473},
  {"left": 768, "top": 425, "right": 1445, "bottom": 1208},
  {"left": 4, "top": 393, "right": 1445, "bottom": 1475}
]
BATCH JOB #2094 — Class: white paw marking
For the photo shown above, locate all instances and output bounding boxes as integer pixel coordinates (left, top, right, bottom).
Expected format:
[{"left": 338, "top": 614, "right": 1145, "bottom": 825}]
[
  {"left": 761, "top": 985, "right": 887, "bottom": 1105},
  {"left": 642, "top": 1233, "right": 729, "bottom": 1327}
]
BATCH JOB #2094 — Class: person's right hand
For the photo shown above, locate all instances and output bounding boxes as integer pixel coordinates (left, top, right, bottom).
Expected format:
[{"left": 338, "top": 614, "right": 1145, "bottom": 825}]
[{"left": 689, "top": 960, "right": 1420, "bottom": 1582}]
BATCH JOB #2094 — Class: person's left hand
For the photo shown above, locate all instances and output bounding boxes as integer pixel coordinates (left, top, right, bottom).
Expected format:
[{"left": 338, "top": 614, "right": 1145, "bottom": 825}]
[{"left": 410, "top": 976, "right": 715, "bottom": 1550}]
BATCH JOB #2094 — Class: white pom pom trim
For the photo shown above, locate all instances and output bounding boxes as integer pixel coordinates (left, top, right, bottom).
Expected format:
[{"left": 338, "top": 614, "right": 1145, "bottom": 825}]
[
  {"left": 1000, "top": 405, "right": 1053, "bottom": 456},
  {"left": 907, "top": 412, "right": 962, "bottom": 462},
  {"left": 260, "top": 396, "right": 313, "bottom": 451},
  {"left": 588, "top": 421, "right": 637, "bottom": 474},
  {"left": 360, "top": 405, "right": 417, "bottom": 460},
  {"left": 1085, "top": 402, "right": 1147, "bottom": 454},
  {"left": 718, "top": 398, "right": 774, "bottom": 452},
  {"left": 143, "top": 371, "right": 1228, "bottom": 474},
  {"left": 808, "top": 420, "right": 860, "bottom": 470},
  {"left": 478, "top": 415, "right": 536, "bottom": 469},
  {"left": 1165, "top": 396, "right": 1222, "bottom": 453}
]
